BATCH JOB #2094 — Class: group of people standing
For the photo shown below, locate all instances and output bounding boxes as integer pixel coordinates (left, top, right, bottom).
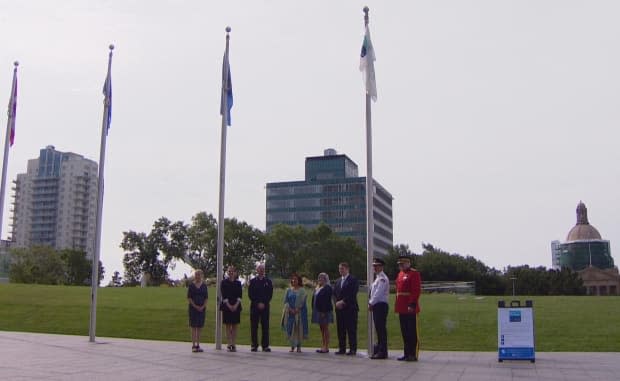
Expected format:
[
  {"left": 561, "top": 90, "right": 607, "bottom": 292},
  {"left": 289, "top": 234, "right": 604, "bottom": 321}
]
[{"left": 186, "top": 255, "right": 421, "bottom": 362}]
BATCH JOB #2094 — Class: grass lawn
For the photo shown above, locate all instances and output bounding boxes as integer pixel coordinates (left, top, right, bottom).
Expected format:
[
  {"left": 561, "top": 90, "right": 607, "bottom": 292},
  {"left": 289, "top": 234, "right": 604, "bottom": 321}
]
[{"left": 1, "top": 283, "right": 619, "bottom": 351}]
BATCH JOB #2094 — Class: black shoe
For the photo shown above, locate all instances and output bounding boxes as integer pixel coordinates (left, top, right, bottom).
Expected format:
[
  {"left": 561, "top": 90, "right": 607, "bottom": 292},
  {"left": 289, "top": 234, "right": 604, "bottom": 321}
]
[
  {"left": 195, "top": 346, "right": 204, "bottom": 353},
  {"left": 250, "top": 347, "right": 258, "bottom": 352},
  {"left": 371, "top": 353, "right": 387, "bottom": 359},
  {"left": 334, "top": 350, "right": 346, "bottom": 355},
  {"left": 397, "top": 355, "right": 416, "bottom": 362},
  {"left": 346, "top": 351, "right": 356, "bottom": 356},
  {"left": 262, "top": 347, "right": 271, "bottom": 352}
]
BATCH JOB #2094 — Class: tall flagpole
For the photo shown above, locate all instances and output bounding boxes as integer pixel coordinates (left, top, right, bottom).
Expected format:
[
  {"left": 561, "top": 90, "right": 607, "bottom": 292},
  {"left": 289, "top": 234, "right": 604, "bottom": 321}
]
[
  {"left": 215, "top": 26, "right": 231, "bottom": 350},
  {"left": 363, "top": 6, "right": 375, "bottom": 357},
  {"left": 0, "top": 61, "right": 18, "bottom": 241},
  {"left": 89, "top": 44, "right": 114, "bottom": 343}
]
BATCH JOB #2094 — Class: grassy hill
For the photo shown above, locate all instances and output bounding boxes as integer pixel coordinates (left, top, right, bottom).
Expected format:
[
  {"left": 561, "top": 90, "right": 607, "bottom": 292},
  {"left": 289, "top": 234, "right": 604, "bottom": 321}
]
[{"left": 1, "top": 284, "right": 618, "bottom": 351}]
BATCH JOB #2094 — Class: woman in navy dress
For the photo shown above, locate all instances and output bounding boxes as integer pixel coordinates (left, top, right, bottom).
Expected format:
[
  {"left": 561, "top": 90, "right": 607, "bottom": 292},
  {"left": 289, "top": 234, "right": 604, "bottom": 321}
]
[
  {"left": 312, "top": 272, "right": 333, "bottom": 353},
  {"left": 187, "top": 269, "right": 208, "bottom": 352},
  {"left": 221, "top": 265, "right": 242, "bottom": 352}
]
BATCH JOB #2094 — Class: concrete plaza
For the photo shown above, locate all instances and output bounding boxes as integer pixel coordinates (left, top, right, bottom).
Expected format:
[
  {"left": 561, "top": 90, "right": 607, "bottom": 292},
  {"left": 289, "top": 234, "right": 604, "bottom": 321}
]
[{"left": 0, "top": 331, "right": 618, "bottom": 380}]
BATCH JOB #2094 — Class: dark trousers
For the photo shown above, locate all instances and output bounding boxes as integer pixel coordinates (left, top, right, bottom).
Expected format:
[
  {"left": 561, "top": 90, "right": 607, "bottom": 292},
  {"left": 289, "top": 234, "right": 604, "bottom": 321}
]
[
  {"left": 250, "top": 306, "right": 270, "bottom": 349},
  {"left": 399, "top": 313, "right": 419, "bottom": 359},
  {"left": 372, "top": 302, "right": 388, "bottom": 355},
  {"left": 335, "top": 308, "right": 358, "bottom": 352}
]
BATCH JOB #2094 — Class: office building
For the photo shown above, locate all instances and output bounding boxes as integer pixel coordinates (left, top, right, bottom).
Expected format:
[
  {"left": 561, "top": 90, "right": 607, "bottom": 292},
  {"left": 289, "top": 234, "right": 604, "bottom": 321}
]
[
  {"left": 10, "top": 146, "right": 98, "bottom": 258},
  {"left": 266, "top": 149, "right": 393, "bottom": 257}
]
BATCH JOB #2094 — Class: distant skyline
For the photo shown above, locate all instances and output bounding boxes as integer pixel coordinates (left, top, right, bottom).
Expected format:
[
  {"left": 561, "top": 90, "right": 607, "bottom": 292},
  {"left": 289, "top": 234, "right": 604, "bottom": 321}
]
[{"left": 1, "top": 1, "right": 618, "bottom": 282}]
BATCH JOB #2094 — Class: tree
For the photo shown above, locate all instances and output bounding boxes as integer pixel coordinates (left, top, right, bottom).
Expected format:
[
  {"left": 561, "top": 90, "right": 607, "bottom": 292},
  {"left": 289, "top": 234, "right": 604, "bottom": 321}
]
[
  {"left": 184, "top": 212, "right": 218, "bottom": 276},
  {"left": 223, "top": 217, "right": 264, "bottom": 278},
  {"left": 9, "top": 246, "right": 66, "bottom": 285},
  {"left": 108, "top": 271, "right": 123, "bottom": 287},
  {"left": 415, "top": 243, "right": 505, "bottom": 295},
  {"left": 505, "top": 265, "right": 585, "bottom": 296},
  {"left": 300, "top": 223, "right": 366, "bottom": 282},
  {"left": 121, "top": 217, "right": 182, "bottom": 286},
  {"left": 264, "top": 223, "right": 366, "bottom": 282},
  {"left": 122, "top": 213, "right": 265, "bottom": 284},
  {"left": 264, "top": 224, "right": 309, "bottom": 278},
  {"left": 180, "top": 212, "right": 265, "bottom": 278},
  {"left": 60, "top": 249, "right": 91, "bottom": 285}
]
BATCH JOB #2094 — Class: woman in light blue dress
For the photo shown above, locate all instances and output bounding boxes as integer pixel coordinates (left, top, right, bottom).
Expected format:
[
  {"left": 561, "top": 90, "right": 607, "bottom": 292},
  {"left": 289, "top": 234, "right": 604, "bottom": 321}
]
[{"left": 281, "top": 273, "right": 308, "bottom": 352}]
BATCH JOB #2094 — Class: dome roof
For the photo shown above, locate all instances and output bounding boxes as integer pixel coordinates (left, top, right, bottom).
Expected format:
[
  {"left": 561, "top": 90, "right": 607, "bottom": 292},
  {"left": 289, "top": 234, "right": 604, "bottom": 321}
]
[
  {"left": 566, "top": 201, "right": 603, "bottom": 241},
  {"left": 566, "top": 224, "right": 602, "bottom": 241}
]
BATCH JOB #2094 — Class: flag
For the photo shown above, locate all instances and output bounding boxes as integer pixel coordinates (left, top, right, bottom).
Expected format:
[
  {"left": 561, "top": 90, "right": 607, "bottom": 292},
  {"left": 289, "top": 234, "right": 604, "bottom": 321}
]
[
  {"left": 220, "top": 49, "right": 233, "bottom": 126},
  {"left": 7, "top": 67, "right": 17, "bottom": 146},
  {"left": 102, "top": 63, "right": 112, "bottom": 133},
  {"left": 360, "top": 25, "right": 377, "bottom": 102}
]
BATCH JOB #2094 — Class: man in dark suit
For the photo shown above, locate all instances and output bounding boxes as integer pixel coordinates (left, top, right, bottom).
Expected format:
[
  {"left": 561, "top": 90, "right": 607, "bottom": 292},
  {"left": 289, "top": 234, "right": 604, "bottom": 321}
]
[
  {"left": 333, "top": 262, "right": 359, "bottom": 355},
  {"left": 248, "top": 264, "right": 273, "bottom": 352}
]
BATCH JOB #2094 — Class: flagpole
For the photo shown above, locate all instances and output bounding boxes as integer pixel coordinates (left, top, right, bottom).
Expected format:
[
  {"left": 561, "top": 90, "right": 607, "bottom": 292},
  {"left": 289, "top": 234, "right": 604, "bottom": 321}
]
[
  {"left": 89, "top": 44, "right": 114, "bottom": 343},
  {"left": 215, "top": 26, "right": 231, "bottom": 350},
  {"left": 0, "top": 61, "right": 18, "bottom": 241},
  {"left": 363, "top": 6, "right": 375, "bottom": 357}
]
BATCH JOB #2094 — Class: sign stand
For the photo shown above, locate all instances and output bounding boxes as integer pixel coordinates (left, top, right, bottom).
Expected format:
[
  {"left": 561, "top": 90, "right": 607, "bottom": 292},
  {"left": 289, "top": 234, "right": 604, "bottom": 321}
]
[{"left": 497, "top": 300, "right": 535, "bottom": 363}]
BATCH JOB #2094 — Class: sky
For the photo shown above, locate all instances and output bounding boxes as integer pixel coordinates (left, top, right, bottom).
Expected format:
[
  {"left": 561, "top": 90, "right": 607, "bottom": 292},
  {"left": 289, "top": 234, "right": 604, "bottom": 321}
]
[{"left": 1, "top": 0, "right": 619, "bottom": 283}]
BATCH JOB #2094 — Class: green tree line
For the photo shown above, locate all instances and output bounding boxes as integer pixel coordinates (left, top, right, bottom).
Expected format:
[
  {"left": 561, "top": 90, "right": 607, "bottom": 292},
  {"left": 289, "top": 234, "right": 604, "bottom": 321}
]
[
  {"left": 120, "top": 212, "right": 585, "bottom": 295},
  {"left": 382, "top": 243, "right": 584, "bottom": 295},
  {"left": 120, "top": 213, "right": 364, "bottom": 286},
  {"left": 9, "top": 246, "right": 104, "bottom": 286}
]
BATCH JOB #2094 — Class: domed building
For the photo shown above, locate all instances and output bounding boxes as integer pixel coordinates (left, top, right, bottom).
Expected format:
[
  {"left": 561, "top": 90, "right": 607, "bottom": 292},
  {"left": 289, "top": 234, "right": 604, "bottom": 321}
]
[{"left": 551, "top": 202, "right": 618, "bottom": 295}]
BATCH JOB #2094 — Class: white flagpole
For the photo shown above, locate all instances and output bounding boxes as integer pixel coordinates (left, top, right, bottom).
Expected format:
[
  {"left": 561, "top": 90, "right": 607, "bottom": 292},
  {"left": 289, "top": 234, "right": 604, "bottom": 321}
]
[
  {"left": 0, "top": 61, "right": 18, "bottom": 241},
  {"left": 89, "top": 44, "right": 114, "bottom": 343},
  {"left": 215, "top": 27, "right": 231, "bottom": 350},
  {"left": 363, "top": 6, "right": 375, "bottom": 357}
]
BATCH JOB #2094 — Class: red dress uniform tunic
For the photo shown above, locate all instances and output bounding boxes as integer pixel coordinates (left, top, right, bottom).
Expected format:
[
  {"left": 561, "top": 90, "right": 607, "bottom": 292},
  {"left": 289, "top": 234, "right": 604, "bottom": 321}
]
[{"left": 395, "top": 268, "right": 421, "bottom": 314}]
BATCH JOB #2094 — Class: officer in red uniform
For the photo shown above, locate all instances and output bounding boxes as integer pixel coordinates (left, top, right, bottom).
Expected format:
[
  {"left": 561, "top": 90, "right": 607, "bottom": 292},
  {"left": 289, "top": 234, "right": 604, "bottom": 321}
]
[{"left": 394, "top": 255, "right": 421, "bottom": 361}]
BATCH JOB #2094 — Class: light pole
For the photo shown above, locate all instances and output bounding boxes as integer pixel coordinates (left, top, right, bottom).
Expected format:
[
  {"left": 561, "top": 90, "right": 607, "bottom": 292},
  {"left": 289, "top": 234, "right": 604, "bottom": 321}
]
[{"left": 510, "top": 276, "right": 517, "bottom": 297}]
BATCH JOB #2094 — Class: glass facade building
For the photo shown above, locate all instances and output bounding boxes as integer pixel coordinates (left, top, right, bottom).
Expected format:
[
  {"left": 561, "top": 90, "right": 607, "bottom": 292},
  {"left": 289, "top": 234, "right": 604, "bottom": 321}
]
[
  {"left": 558, "top": 240, "right": 613, "bottom": 271},
  {"left": 266, "top": 149, "right": 393, "bottom": 256}
]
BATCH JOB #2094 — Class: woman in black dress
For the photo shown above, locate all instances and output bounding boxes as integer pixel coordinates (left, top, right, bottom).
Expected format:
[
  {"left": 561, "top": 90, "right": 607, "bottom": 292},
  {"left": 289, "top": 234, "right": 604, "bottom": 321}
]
[
  {"left": 187, "top": 269, "right": 208, "bottom": 352},
  {"left": 221, "top": 265, "right": 242, "bottom": 352}
]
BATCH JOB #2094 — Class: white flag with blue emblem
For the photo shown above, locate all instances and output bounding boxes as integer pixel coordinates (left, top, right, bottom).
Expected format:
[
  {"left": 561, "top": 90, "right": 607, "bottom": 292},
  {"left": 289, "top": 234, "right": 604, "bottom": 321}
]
[{"left": 360, "top": 25, "right": 377, "bottom": 102}]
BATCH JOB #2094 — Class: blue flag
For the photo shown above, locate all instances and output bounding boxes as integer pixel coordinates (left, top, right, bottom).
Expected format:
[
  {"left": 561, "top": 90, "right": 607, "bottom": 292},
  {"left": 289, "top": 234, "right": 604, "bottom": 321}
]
[
  {"left": 220, "top": 51, "right": 233, "bottom": 126},
  {"left": 102, "top": 65, "right": 112, "bottom": 133}
]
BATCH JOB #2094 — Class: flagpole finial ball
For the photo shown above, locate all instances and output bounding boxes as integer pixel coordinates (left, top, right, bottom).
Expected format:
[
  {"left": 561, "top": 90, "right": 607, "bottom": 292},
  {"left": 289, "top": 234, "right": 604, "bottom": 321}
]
[
  {"left": 13, "top": 61, "right": 19, "bottom": 67},
  {"left": 109, "top": 44, "right": 115, "bottom": 51},
  {"left": 226, "top": 26, "right": 231, "bottom": 33}
]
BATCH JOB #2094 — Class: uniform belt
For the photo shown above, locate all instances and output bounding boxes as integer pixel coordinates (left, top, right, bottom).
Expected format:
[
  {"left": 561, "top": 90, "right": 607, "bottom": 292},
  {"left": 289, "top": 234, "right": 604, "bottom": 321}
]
[{"left": 396, "top": 292, "right": 411, "bottom": 296}]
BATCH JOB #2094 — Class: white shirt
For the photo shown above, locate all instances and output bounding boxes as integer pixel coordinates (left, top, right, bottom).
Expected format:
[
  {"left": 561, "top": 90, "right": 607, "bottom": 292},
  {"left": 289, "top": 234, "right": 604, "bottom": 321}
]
[{"left": 368, "top": 271, "right": 389, "bottom": 305}]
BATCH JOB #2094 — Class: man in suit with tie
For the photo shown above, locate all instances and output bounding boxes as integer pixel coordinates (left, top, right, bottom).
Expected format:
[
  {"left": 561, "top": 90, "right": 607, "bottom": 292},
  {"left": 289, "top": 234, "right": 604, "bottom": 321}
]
[{"left": 333, "top": 262, "right": 359, "bottom": 355}]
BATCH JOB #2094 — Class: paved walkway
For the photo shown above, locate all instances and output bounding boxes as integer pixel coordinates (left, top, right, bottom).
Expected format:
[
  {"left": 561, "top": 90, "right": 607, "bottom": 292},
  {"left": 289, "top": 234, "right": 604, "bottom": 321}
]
[{"left": 1, "top": 331, "right": 619, "bottom": 380}]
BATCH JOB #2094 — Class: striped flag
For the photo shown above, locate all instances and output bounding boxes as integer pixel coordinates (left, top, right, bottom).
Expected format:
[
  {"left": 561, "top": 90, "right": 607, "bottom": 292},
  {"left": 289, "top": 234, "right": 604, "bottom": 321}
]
[
  {"left": 360, "top": 25, "right": 377, "bottom": 102},
  {"left": 220, "top": 49, "right": 233, "bottom": 126},
  {"left": 7, "top": 66, "right": 17, "bottom": 146},
  {"left": 102, "top": 61, "right": 112, "bottom": 133}
]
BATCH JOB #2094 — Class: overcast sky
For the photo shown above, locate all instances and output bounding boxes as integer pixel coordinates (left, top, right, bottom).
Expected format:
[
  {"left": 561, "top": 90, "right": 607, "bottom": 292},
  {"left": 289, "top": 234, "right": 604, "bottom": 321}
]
[{"left": 1, "top": 0, "right": 619, "bottom": 282}]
